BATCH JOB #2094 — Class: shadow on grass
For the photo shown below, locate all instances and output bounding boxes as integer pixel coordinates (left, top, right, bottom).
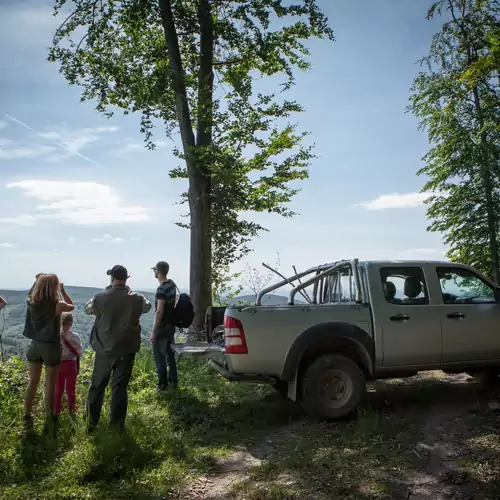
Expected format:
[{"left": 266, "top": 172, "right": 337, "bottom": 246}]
[
  {"left": 82, "top": 430, "right": 156, "bottom": 484},
  {"left": 3, "top": 354, "right": 500, "bottom": 500},
  {"left": 202, "top": 376, "right": 500, "bottom": 500}
]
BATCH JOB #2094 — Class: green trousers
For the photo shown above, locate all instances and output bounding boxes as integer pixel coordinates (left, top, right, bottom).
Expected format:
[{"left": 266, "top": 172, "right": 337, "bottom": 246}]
[{"left": 85, "top": 352, "right": 135, "bottom": 429}]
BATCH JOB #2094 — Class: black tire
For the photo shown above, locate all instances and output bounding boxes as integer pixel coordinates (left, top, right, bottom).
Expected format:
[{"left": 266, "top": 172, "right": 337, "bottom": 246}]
[{"left": 299, "top": 354, "right": 365, "bottom": 421}]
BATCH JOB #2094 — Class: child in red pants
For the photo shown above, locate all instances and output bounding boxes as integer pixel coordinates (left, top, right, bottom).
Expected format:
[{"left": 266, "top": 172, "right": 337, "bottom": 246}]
[{"left": 55, "top": 313, "right": 83, "bottom": 416}]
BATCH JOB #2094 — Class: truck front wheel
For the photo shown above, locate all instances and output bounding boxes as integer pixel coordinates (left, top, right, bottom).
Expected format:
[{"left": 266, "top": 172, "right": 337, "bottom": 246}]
[{"left": 300, "top": 354, "right": 365, "bottom": 421}]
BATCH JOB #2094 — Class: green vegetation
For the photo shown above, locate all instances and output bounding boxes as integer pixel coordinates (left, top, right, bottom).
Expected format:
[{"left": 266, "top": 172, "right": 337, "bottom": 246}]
[
  {"left": 1, "top": 353, "right": 499, "bottom": 499},
  {"left": 409, "top": 0, "right": 500, "bottom": 280},
  {"left": 0, "top": 352, "right": 275, "bottom": 499},
  {"left": 49, "top": 0, "right": 334, "bottom": 328}
]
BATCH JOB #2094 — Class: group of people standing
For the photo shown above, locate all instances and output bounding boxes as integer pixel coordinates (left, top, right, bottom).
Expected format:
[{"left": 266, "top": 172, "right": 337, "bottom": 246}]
[{"left": 16, "top": 260, "right": 179, "bottom": 433}]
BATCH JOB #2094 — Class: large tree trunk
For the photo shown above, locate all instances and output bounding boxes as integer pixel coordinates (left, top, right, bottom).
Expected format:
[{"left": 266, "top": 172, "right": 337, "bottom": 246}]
[
  {"left": 191, "top": 0, "right": 214, "bottom": 331},
  {"left": 189, "top": 174, "right": 212, "bottom": 331},
  {"left": 159, "top": 0, "right": 214, "bottom": 331}
]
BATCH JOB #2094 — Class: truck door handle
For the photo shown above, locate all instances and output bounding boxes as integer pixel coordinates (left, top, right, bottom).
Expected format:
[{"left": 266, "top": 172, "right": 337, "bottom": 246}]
[
  {"left": 447, "top": 312, "right": 465, "bottom": 320},
  {"left": 390, "top": 314, "right": 410, "bottom": 322}
]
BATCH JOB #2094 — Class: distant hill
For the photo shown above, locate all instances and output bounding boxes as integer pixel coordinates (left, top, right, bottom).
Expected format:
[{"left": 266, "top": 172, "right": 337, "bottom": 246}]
[
  {"left": 0, "top": 286, "right": 155, "bottom": 359},
  {"left": 0, "top": 287, "right": 295, "bottom": 359}
]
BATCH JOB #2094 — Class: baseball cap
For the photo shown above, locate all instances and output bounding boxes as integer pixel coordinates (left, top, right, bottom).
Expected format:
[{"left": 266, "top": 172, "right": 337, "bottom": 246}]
[
  {"left": 152, "top": 261, "right": 170, "bottom": 275},
  {"left": 107, "top": 265, "right": 129, "bottom": 281}
]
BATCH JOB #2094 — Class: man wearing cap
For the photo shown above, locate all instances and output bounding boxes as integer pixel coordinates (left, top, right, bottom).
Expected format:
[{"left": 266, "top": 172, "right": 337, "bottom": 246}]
[
  {"left": 84, "top": 265, "right": 152, "bottom": 431},
  {"left": 151, "top": 261, "right": 178, "bottom": 391}
]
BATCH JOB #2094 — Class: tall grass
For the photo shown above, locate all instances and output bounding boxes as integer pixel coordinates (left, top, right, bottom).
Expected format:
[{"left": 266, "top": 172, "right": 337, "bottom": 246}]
[{"left": 0, "top": 349, "right": 278, "bottom": 499}]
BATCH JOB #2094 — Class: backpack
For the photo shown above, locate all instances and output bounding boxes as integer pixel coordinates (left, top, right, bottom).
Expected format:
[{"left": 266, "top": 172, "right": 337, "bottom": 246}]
[{"left": 173, "top": 293, "right": 194, "bottom": 328}]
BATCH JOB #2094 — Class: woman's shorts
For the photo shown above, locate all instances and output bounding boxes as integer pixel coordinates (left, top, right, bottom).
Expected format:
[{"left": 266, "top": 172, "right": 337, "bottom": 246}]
[{"left": 26, "top": 341, "right": 61, "bottom": 367}]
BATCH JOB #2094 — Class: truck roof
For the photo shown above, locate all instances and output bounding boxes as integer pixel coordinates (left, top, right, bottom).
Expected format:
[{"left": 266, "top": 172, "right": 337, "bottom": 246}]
[{"left": 360, "top": 259, "right": 452, "bottom": 266}]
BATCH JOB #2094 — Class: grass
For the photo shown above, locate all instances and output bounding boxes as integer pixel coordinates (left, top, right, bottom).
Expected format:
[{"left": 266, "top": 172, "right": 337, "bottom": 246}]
[
  {"left": 0, "top": 350, "right": 294, "bottom": 500},
  {"left": 1, "top": 355, "right": 500, "bottom": 500}
]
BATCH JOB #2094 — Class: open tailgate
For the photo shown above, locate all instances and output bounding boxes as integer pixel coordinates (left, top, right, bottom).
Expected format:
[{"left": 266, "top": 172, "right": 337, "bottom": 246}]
[{"left": 172, "top": 342, "right": 224, "bottom": 363}]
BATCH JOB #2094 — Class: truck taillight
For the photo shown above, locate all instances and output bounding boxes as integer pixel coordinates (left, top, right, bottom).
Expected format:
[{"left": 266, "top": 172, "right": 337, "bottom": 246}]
[{"left": 224, "top": 316, "right": 248, "bottom": 354}]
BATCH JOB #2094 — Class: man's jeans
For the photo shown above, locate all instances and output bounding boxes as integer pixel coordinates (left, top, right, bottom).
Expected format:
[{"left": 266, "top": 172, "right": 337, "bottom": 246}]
[
  {"left": 86, "top": 352, "right": 135, "bottom": 429},
  {"left": 153, "top": 338, "right": 178, "bottom": 389}
]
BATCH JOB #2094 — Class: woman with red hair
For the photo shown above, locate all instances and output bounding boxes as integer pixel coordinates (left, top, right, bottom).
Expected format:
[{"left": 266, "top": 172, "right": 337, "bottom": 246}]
[{"left": 23, "top": 273, "right": 74, "bottom": 431}]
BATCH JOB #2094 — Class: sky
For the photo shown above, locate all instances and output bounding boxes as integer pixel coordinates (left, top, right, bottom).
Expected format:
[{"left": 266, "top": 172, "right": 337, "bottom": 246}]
[{"left": 0, "top": 0, "right": 447, "bottom": 291}]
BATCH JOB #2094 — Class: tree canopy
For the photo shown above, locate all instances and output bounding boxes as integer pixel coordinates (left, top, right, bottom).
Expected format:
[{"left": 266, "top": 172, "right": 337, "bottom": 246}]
[
  {"left": 49, "top": 0, "right": 334, "bottom": 326},
  {"left": 410, "top": 0, "right": 500, "bottom": 281}
]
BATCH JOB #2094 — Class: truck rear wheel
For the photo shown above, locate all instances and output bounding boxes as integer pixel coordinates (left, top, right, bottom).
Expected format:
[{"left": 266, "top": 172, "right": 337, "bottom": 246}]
[{"left": 300, "top": 354, "right": 365, "bottom": 421}]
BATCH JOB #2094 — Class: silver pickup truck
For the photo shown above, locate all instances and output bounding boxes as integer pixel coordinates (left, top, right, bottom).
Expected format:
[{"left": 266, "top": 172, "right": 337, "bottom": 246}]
[{"left": 177, "top": 259, "right": 500, "bottom": 421}]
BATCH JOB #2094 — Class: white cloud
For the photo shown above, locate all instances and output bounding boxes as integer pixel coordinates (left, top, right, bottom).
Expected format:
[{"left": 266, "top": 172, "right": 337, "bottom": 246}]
[
  {"left": 130, "top": 237, "right": 142, "bottom": 242},
  {"left": 0, "top": 243, "right": 15, "bottom": 248},
  {"left": 38, "top": 125, "right": 119, "bottom": 156},
  {"left": 110, "top": 138, "right": 169, "bottom": 158},
  {"left": 92, "top": 234, "right": 123, "bottom": 243},
  {"left": 0, "top": 119, "right": 119, "bottom": 165},
  {"left": 85, "top": 126, "right": 119, "bottom": 134},
  {"left": 91, "top": 234, "right": 123, "bottom": 243},
  {"left": 358, "top": 192, "right": 433, "bottom": 210},
  {"left": 0, "top": 138, "right": 57, "bottom": 160},
  {"left": 0, "top": 214, "right": 38, "bottom": 226},
  {"left": 6, "top": 180, "right": 150, "bottom": 225}
]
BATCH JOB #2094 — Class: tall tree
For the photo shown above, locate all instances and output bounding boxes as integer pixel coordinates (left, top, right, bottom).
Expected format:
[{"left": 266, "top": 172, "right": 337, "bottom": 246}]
[
  {"left": 49, "top": 0, "right": 333, "bottom": 328},
  {"left": 409, "top": 0, "right": 500, "bottom": 281}
]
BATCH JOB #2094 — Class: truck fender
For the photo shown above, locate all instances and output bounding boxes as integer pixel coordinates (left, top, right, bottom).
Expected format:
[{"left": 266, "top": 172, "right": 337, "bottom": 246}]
[{"left": 280, "top": 322, "right": 375, "bottom": 384}]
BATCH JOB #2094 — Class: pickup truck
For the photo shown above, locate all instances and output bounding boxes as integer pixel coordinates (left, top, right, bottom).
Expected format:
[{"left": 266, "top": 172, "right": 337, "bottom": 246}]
[{"left": 176, "top": 259, "right": 500, "bottom": 421}]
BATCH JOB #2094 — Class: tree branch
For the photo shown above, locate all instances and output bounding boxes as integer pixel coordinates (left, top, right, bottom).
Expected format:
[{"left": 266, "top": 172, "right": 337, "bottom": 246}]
[
  {"left": 54, "top": 0, "right": 100, "bottom": 38},
  {"left": 158, "top": 0, "right": 196, "bottom": 174}
]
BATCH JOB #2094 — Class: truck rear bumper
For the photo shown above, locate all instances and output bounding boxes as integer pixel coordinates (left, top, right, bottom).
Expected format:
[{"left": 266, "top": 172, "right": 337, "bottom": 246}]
[{"left": 208, "top": 359, "right": 275, "bottom": 384}]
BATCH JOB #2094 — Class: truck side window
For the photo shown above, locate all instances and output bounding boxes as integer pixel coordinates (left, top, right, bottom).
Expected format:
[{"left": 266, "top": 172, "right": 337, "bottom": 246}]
[
  {"left": 437, "top": 267, "right": 495, "bottom": 304},
  {"left": 380, "top": 267, "right": 429, "bottom": 305}
]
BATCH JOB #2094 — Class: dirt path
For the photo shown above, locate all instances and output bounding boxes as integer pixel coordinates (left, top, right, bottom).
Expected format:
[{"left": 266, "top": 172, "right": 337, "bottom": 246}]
[{"left": 180, "top": 373, "right": 500, "bottom": 500}]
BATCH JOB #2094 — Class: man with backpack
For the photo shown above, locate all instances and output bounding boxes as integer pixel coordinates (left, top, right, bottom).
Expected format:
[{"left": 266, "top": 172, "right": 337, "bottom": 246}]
[{"left": 150, "top": 261, "right": 180, "bottom": 391}]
